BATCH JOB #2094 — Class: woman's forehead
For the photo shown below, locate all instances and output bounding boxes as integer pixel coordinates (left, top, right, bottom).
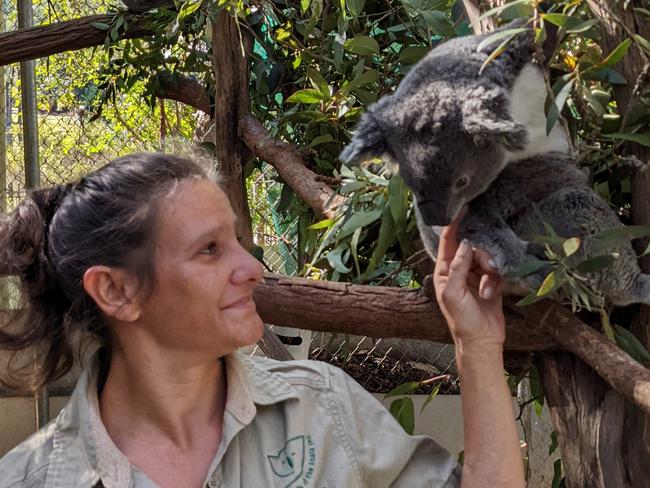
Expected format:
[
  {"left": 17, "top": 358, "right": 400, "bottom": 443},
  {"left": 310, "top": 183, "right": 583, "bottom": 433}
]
[{"left": 156, "top": 179, "right": 236, "bottom": 243}]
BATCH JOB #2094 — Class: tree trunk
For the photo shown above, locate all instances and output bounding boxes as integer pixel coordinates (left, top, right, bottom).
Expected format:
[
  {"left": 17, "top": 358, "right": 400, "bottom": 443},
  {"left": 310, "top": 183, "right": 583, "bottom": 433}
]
[
  {"left": 212, "top": 11, "right": 255, "bottom": 250},
  {"left": 585, "top": 2, "right": 650, "bottom": 485},
  {"left": 538, "top": 353, "right": 628, "bottom": 487}
]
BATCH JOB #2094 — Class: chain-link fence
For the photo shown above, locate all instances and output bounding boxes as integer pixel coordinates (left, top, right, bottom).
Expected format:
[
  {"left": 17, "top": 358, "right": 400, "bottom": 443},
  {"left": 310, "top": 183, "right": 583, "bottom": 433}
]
[{"left": 0, "top": 2, "right": 557, "bottom": 484}]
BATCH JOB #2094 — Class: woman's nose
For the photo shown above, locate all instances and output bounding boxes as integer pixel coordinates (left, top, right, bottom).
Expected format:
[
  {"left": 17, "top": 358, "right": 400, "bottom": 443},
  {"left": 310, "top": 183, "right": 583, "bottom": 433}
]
[{"left": 231, "top": 243, "right": 264, "bottom": 285}]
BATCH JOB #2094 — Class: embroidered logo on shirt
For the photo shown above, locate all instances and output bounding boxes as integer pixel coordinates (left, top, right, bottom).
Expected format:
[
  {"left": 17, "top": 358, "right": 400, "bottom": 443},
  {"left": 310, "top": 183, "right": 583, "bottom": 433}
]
[{"left": 268, "top": 434, "right": 317, "bottom": 488}]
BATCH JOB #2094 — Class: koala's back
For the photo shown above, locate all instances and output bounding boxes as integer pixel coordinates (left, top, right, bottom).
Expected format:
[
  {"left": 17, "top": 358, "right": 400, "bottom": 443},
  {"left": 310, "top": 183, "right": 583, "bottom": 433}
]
[{"left": 479, "top": 152, "right": 588, "bottom": 220}]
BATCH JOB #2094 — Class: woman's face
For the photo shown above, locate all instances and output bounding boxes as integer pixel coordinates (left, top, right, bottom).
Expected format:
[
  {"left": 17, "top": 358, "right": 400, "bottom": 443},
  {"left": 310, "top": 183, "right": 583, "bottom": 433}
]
[{"left": 133, "top": 178, "right": 264, "bottom": 358}]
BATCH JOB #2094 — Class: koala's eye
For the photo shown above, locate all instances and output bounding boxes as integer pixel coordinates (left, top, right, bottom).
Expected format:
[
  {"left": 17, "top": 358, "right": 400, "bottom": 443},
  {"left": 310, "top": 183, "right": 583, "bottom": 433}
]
[{"left": 455, "top": 176, "right": 469, "bottom": 189}]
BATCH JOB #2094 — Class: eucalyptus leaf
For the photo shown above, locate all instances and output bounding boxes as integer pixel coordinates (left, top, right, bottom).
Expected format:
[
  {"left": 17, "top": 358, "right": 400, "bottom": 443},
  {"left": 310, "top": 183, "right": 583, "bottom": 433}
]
[
  {"left": 536, "top": 270, "right": 565, "bottom": 297},
  {"left": 385, "top": 381, "right": 421, "bottom": 397},
  {"left": 601, "top": 38, "right": 632, "bottom": 67},
  {"left": 603, "top": 132, "right": 650, "bottom": 147},
  {"left": 367, "top": 206, "right": 395, "bottom": 274},
  {"left": 339, "top": 181, "right": 366, "bottom": 193},
  {"left": 614, "top": 325, "right": 650, "bottom": 365},
  {"left": 90, "top": 21, "right": 111, "bottom": 31},
  {"left": 546, "top": 78, "right": 574, "bottom": 135},
  {"left": 476, "top": 28, "right": 528, "bottom": 53},
  {"left": 634, "top": 34, "right": 650, "bottom": 55},
  {"left": 308, "top": 218, "right": 335, "bottom": 230},
  {"left": 344, "top": 36, "right": 380, "bottom": 55},
  {"left": 590, "top": 68, "right": 627, "bottom": 84},
  {"left": 326, "top": 244, "right": 353, "bottom": 273},
  {"left": 542, "top": 14, "right": 598, "bottom": 33},
  {"left": 309, "top": 134, "right": 336, "bottom": 147},
  {"left": 347, "top": 0, "right": 366, "bottom": 18},
  {"left": 575, "top": 254, "right": 617, "bottom": 274},
  {"left": 399, "top": 46, "right": 430, "bottom": 64},
  {"left": 420, "top": 383, "right": 441, "bottom": 413},
  {"left": 420, "top": 10, "right": 455, "bottom": 38},
  {"left": 592, "top": 225, "right": 650, "bottom": 245},
  {"left": 286, "top": 88, "right": 327, "bottom": 104},
  {"left": 388, "top": 174, "right": 409, "bottom": 226},
  {"left": 342, "top": 69, "right": 379, "bottom": 94},
  {"left": 389, "top": 397, "right": 415, "bottom": 434},
  {"left": 478, "top": 0, "right": 531, "bottom": 20},
  {"left": 504, "top": 259, "right": 553, "bottom": 278},
  {"left": 562, "top": 237, "right": 581, "bottom": 257},
  {"left": 338, "top": 208, "right": 383, "bottom": 239}
]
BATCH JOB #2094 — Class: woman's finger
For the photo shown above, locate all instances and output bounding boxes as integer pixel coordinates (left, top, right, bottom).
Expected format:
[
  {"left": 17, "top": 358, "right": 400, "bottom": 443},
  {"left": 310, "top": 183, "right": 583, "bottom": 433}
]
[
  {"left": 479, "top": 273, "right": 495, "bottom": 300},
  {"left": 442, "top": 239, "right": 474, "bottom": 306},
  {"left": 473, "top": 247, "right": 499, "bottom": 276},
  {"left": 435, "top": 207, "right": 468, "bottom": 278}
]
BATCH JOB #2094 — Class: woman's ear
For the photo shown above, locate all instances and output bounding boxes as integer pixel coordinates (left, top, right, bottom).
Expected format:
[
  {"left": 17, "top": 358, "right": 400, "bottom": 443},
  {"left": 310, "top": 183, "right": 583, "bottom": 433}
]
[{"left": 82, "top": 266, "right": 142, "bottom": 322}]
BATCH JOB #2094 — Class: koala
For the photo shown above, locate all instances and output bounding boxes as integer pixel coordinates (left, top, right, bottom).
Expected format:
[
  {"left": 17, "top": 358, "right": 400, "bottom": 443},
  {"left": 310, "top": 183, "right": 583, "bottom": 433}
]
[{"left": 340, "top": 25, "right": 650, "bottom": 307}]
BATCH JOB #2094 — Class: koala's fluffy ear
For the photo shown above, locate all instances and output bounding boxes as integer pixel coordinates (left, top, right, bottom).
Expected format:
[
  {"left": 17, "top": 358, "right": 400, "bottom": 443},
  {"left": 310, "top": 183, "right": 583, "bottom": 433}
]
[
  {"left": 461, "top": 95, "right": 528, "bottom": 151},
  {"left": 339, "top": 112, "right": 388, "bottom": 164},
  {"left": 463, "top": 111, "right": 528, "bottom": 151}
]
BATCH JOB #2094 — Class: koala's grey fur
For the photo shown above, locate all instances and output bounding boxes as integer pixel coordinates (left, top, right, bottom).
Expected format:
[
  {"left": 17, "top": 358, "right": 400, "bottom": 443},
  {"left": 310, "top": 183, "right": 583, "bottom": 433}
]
[{"left": 340, "top": 25, "right": 650, "bottom": 307}]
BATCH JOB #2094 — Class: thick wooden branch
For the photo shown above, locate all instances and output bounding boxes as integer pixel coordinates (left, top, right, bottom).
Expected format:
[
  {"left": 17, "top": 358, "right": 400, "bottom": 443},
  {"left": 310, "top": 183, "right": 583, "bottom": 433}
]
[
  {"left": 510, "top": 300, "right": 650, "bottom": 415},
  {"left": 0, "top": 13, "right": 156, "bottom": 66},
  {"left": 154, "top": 74, "right": 211, "bottom": 114},
  {"left": 239, "top": 114, "right": 346, "bottom": 220},
  {"left": 254, "top": 274, "right": 650, "bottom": 414},
  {"left": 254, "top": 274, "right": 555, "bottom": 349}
]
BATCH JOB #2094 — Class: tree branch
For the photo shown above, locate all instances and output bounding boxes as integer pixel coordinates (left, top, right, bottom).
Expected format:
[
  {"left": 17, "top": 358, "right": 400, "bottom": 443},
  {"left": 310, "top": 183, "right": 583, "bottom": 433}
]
[
  {"left": 153, "top": 74, "right": 212, "bottom": 114},
  {"left": 508, "top": 299, "right": 650, "bottom": 415},
  {"left": 253, "top": 274, "right": 650, "bottom": 414},
  {"left": 461, "top": 0, "right": 496, "bottom": 34},
  {"left": 0, "top": 13, "right": 156, "bottom": 66},
  {"left": 238, "top": 114, "right": 346, "bottom": 220}
]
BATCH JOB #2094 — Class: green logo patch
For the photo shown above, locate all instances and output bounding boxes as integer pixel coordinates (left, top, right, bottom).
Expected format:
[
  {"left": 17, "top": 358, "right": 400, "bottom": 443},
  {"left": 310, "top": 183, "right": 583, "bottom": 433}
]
[{"left": 267, "top": 435, "right": 317, "bottom": 488}]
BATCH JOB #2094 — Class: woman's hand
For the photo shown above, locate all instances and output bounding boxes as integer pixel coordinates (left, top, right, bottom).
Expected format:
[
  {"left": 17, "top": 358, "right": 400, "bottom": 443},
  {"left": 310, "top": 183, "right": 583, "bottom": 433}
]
[
  {"left": 433, "top": 212, "right": 505, "bottom": 350},
  {"left": 434, "top": 214, "right": 525, "bottom": 488}
]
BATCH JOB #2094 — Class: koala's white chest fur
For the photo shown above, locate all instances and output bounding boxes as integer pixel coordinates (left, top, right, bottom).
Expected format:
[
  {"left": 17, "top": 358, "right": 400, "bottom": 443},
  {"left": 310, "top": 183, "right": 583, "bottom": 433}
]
[{"left": 505, "top": 63, "right": 570, "bottom": 162}]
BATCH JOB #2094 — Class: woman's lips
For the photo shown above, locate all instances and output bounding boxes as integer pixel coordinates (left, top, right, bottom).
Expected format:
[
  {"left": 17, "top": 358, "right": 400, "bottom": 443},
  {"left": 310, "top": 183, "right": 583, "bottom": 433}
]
[{"left": 222, "top": 296, "right": 255, "bottom": 310}]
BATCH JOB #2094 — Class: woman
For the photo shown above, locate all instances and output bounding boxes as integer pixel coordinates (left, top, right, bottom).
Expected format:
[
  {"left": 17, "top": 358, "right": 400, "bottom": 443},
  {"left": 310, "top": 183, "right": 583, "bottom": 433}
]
[{"left": 0, "top": 153, "right": 523, "bottom": 487}]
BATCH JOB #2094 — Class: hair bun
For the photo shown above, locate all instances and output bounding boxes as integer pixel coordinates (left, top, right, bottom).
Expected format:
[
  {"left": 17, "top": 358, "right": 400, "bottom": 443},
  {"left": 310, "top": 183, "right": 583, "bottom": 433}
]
[
  {"left": 0, "top": 184, "right": 74, "bottom": 276},
  {"left": 30, "top": 183, "right": 74, "bottom": 225}
]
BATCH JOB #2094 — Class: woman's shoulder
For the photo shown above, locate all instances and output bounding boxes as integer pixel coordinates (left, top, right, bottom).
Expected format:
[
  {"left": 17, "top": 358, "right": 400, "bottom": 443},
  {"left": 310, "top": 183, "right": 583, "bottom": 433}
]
[
  {"left": 0, "top": 419, "right": 58, "bottom": 488},
  {"left": 245, "top": 355, "right": 353, "bottom": 391}
]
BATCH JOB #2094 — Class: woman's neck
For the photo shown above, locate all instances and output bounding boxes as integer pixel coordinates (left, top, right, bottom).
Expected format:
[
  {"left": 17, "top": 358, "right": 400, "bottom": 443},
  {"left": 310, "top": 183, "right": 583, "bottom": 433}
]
[{"left": 98, "top": 343, "right": 227, "bottom": 451}]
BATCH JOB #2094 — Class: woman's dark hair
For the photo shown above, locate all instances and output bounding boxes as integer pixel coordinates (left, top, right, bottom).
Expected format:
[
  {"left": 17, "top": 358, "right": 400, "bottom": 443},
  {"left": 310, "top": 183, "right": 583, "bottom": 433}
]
[{"left": 0, "top": 152, "right": 209, "bottom": 392}]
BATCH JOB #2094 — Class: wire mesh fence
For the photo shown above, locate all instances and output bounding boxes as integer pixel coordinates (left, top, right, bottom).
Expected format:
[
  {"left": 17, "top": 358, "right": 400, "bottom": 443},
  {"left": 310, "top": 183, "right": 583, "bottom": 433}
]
[{"left": 0, "top": 1, "right": 556, "bottom": 484}]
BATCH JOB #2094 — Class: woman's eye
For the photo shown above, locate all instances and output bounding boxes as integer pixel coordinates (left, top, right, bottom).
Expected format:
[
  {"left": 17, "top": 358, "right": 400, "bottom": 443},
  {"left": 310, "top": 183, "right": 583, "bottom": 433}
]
[{"left": 199, "top": 243, "right": 219, "bottom": 255}]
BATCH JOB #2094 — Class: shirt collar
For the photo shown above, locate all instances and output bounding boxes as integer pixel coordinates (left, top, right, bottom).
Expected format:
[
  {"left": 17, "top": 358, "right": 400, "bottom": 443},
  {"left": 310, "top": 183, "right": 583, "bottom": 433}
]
[{"left": 45, "top": 350, "right": 299, "bottom": 488}]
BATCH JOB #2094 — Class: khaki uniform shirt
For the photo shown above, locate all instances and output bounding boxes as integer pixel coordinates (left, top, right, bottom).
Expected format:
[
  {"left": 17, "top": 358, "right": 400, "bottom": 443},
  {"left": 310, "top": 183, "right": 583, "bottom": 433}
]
[{"left": 0, "top": 353, "right": 461, "bottom": 488}]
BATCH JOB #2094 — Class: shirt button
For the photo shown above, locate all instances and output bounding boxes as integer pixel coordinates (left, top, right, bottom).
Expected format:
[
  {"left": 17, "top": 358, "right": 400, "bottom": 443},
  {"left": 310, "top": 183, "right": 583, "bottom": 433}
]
[{"left": 208, "top": 479, "right": 219, "bottom": 487}]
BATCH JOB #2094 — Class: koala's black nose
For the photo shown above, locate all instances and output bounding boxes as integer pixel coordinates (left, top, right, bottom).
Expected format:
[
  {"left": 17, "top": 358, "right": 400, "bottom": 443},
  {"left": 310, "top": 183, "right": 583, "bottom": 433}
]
[{"left": 418, "top": 200, "right": 450, "bottom": 226}]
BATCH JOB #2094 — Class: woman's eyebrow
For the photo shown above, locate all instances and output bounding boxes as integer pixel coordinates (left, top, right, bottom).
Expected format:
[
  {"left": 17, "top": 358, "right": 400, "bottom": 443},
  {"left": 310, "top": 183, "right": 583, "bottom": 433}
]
[{"left": 188, "top": 218, "right": 238, "bottom": 248}]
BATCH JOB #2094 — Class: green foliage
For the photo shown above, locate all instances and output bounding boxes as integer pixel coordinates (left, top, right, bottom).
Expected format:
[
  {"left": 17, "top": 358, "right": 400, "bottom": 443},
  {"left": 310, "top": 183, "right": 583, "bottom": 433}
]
[{"left": 384, "top": 376, "right": 443, "bottom": 434}]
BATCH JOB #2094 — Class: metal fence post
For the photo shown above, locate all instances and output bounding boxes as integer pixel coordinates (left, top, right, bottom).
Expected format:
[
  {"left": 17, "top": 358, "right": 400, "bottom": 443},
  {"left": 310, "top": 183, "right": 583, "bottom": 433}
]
[
  {"left": 18, "top": 0, "right": 47, "bottom": 428},
  {"left": 18, "top": 0, "right": 39, "bottom": 189}
]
